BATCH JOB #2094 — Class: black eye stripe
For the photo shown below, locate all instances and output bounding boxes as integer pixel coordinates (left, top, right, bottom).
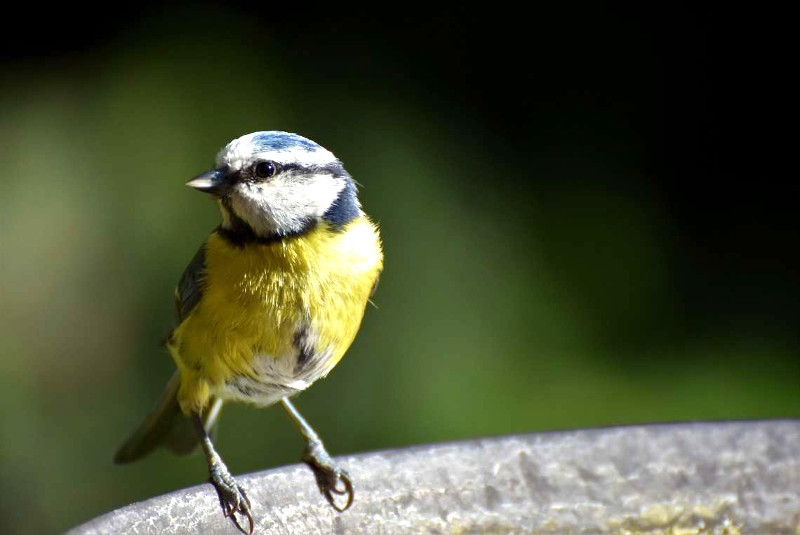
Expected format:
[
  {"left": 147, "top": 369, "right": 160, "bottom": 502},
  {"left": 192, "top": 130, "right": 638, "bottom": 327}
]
[
  {"left": 277, "top": 162, "right": 347, "bottom": 177},
  {"left": 248, "top": 160, "right": 346, "bottom": 179}
]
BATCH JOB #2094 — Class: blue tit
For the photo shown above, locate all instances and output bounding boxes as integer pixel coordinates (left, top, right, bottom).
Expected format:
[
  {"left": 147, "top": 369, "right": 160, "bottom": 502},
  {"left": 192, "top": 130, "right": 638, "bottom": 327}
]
[{"left": 114, "top": 131, "right": 383, "bottom": 532}]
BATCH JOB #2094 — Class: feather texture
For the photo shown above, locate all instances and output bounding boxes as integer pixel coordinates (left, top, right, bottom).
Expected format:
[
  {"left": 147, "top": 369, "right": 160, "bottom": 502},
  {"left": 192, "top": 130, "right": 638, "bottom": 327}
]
[{"left": 169, "top": 216, "right": 383, "bottom": 414}]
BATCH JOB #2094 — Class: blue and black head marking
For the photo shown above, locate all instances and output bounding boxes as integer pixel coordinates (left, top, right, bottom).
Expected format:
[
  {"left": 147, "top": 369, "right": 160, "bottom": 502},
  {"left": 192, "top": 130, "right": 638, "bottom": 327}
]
[
  {"left": 254, "top": 135, "right": 360, "bottom": 231},
  {"left": 250, "top": 132, "right": 321, "bottom": 153},
  {"left": 206, "top": 131, "right": 364, "bottom": 246},
  {"left": 322, "top": 175, "right": 361, "bottom": 229},
  {"left": 255, "top": 133, "right": 360, "bottom": 231}
]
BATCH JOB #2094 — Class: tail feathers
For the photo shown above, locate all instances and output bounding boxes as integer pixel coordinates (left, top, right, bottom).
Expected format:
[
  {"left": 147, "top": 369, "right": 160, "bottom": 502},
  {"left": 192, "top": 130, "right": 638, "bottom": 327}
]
[{"left": 114, "top": 372, "right": 223, "bottom": 464}]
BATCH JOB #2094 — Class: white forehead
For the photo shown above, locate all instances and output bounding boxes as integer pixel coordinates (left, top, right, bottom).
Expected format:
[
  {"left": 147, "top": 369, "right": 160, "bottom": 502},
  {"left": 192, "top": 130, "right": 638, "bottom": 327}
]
[{"left": 215, "top": 131, "right": 337, "bottom": 171}]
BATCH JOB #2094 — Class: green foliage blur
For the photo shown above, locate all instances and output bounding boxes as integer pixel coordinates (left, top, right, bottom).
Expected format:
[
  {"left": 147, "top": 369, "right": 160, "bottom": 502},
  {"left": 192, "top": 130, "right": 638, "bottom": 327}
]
[{"left": 1, "top": 6, "right": 797, "bottom": 534}]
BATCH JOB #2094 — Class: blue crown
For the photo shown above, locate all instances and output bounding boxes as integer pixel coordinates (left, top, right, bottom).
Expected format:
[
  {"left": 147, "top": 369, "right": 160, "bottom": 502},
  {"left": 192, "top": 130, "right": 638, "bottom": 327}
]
[{"left": 250, "top": 131, "right": 321, "bottom": 152}]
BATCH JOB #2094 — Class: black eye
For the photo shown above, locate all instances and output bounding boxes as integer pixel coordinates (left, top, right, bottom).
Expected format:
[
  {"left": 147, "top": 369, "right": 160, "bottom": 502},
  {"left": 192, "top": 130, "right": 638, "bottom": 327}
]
[{"left": 254, "top": 161, "right": 276, "bottom": 179}]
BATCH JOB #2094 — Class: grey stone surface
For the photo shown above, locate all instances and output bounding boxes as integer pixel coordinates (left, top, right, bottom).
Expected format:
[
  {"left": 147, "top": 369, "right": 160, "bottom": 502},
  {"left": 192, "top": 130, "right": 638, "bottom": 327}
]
[{"left": 69, "top": 421, "right": 800, "bottom": 534}]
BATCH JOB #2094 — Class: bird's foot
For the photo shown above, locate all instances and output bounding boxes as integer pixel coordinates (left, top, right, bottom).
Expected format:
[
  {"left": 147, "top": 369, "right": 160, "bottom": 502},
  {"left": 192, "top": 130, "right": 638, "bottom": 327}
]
[
  {"left": 209, "top": 463, "right": 253, "bottom": 534},
  {"left": 302, "top": 440, "right": 354, "bottom": 512}
]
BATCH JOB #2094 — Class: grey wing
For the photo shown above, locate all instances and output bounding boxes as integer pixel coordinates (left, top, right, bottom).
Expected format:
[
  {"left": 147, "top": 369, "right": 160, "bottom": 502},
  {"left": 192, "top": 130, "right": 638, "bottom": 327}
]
[{"left": 174, "top": 243, "right": 207, "bottom": 325}]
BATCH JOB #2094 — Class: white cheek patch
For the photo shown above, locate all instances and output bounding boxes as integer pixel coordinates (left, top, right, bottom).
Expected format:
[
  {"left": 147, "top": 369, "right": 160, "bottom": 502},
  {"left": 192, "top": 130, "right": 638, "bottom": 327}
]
[{"left": 229, "top": 173, "right": 346, "bottom": 236}]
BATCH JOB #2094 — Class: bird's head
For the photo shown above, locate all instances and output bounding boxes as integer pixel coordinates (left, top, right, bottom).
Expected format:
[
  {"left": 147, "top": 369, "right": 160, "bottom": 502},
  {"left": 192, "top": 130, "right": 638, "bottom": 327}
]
[{"left": 187, "top": 131, "right": 362, "bottom": 241}]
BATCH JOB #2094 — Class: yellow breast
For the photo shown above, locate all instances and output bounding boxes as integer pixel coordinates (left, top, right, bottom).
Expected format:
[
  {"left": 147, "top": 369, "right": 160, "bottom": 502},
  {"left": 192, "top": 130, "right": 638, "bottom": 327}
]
[{"left": 170, "top": 216, "right": 383, "bottom": 413}]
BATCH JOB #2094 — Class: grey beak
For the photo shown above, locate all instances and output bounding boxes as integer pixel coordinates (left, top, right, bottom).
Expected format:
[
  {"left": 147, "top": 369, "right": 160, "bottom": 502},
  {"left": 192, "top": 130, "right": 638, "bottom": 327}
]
[{"left": 186, "top": 166, "right": 231, "bottom": 196}]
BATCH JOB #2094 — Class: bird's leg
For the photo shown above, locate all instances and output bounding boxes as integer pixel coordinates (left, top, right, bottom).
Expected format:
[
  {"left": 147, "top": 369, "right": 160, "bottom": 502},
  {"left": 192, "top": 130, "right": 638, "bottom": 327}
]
[
  {"left": 193, "top": 414, "right": 254, "bottom": 534},
  {"left": 281, "top": 397, "right": 354, "bottom": 511}
]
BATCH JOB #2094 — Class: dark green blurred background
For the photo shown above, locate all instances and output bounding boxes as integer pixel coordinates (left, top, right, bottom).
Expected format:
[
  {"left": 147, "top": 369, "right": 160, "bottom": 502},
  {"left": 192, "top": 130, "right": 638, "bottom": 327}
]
[{"left": 1, "top": 5, "right": 796, "bottom": 533}]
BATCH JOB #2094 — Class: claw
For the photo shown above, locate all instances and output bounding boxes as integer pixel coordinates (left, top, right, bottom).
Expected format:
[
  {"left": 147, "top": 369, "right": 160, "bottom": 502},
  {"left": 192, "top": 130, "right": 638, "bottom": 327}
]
[
  {"left": 209, "top": 471, "right": 254, "bottom": 534},
  {"left": 303, "top": 447, "right": 355, "bottom": 512},
  {"left": 324, "top": 471, "right": 354, "bottom": 512},
  {"left": 280, "top": 398, "right": 355, "bottom": 512}
]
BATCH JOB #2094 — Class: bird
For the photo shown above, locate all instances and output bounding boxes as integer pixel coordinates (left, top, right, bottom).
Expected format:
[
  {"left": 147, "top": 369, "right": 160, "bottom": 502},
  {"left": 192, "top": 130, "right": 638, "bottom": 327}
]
[{"left": 114, "top": 131, "right": 383, "bottom": 533}]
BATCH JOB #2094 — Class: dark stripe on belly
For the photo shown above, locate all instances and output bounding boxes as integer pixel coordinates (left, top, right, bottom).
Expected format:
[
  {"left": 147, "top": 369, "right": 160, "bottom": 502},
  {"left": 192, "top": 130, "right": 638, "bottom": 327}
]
[
  {"left": 293, "top": 325, "right": 313, "bottom": 374},
  {"left": 234, "top": 379, "right": 259, "bottom": 397}
]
